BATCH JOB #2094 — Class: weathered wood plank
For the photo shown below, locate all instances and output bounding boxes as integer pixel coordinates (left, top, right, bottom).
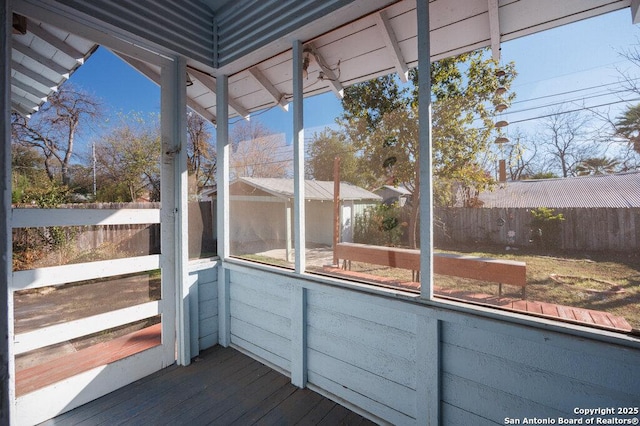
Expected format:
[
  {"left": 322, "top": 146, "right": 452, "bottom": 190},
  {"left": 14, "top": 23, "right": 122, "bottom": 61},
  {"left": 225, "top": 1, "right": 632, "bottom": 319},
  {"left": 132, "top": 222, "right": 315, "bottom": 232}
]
[
  {"left": 307, "top": 305, "right": 416, "bottom": 362},
  {"left": 44, "top": 346, "right": 375, "bottom": 425},
  {"left": 307, "top": 289, "right": 416, "bottom": 332},
  {"left": 229, "top": 317, "right": 291, "bottom": 362},
  {"left": 336, "top": 242, "right": 527, "bottom": 290},
  {"left": 442, "top": 342, "right": 639, "bottom": 411},
  {"left": 307, "top": 348, "right": 415, "bottom": 417},
  {"left": 307, "top": 324, "right": 417, "bottom": 389},
  {"left": 16, "top": 324, "right": 162, "bottom": 396},
  {"left": 442, "top": 321, "right": 640, "bottom": 395},
  {"left": 307, "top": 369, "right": 415, "bottom": 426},
  {"left": 442, "top": 373, "right": 565, "bottom": 424}
]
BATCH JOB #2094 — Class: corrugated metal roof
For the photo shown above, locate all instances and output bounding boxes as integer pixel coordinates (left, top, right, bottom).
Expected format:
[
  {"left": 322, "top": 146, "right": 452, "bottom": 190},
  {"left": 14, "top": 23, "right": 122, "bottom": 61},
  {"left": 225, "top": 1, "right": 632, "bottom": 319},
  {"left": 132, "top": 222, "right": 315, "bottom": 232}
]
[
  {"left": 478, "top": 172, "right": 640, "bottom": 208},
  {"left": 236, "top": 177, "right": 382, "bottom": 201}
]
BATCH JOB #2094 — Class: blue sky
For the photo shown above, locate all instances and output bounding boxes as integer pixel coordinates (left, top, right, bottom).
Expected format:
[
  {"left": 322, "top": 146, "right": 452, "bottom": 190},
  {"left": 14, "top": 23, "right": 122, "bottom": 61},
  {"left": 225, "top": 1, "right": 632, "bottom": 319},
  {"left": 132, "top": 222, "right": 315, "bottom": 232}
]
[{"left": 67, "top": 8, "right": 640, "bottom": 158}]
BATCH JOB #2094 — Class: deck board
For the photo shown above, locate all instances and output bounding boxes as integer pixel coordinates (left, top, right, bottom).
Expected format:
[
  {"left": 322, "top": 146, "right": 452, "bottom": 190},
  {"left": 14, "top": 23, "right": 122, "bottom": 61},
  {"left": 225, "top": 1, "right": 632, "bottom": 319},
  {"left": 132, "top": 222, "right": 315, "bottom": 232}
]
[{"left": 40, "top": 346, "right": 376, "bottom": 426}]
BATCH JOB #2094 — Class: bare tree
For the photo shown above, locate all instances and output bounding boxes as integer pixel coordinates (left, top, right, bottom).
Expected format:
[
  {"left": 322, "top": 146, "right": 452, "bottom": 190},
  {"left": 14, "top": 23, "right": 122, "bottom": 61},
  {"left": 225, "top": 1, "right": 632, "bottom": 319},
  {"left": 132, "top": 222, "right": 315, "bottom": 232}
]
[
  {"left": 11, "top": 84, "right": 101, "bottom": 186},
  {"left": 187, "top": 112, "right": 216, "bottom": 194},
  {"left": 230, "top": 120, "right": 291, "bottom": 179},
  {"left": 539, "top": 108, "right": 599, "bottom": 177}
]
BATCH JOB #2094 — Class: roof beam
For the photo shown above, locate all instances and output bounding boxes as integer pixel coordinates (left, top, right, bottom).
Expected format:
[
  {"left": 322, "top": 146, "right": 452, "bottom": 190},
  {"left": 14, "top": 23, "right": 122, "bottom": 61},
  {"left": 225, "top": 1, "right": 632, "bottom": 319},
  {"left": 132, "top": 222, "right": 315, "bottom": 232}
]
[
  {"left": 248, "top": 66, "right": 289, "bottom": 111},
  {"left": 114, "top": 51, "right": 217, "bottom": 124},
  {"left": 632, "top": 0, "right": 640, "bottom": 24},
  {"left": 12, "top": 60, "right": 57, "bottom": 88},
  {"left": 374, "top": 10, "right": 409, "bottom": 83},
  {"left": 187, "top": 67, "right": 250, "bottom": 120},
  {"left": 11, "top": 77, "right": 48, "bottom": 99},
  {"left": 488, "top": 0, "right": 501, "bottom": 61},
  {"left": 12, "top": 41, "right": 69, "bottom": 75},
  {"left": 26, "top": 19, "right": 85, "bottom": 61},
  {"left": 306, "top": 43, "right": 343, "bottom": 99},
  {"left": 11, "top": 91, "right": 39, "bottom": 111}
]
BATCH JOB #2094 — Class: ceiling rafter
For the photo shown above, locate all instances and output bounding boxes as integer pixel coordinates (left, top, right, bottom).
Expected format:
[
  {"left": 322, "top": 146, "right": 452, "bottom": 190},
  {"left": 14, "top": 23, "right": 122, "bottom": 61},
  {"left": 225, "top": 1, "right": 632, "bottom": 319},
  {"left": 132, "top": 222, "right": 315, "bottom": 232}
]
[
  {"left": 12, "top": 103, "right": 34, "bottom": 118},
  {"left": 248, "top": 67, "right": 289, "bottom": 111},
  {"left": 633, "top": 0, "right": 640, "bottom": 23},
  {"left": 12, "top": 41, "right": 69, "bottom": 75},
  {"left": 11, "top": 77, "right": 49, "bottom": 99},
  {"left": 114, "top": 52, "right": 217, "bottom": 125},
  {"left": 11, "top": 92, "right": 39, "bottom": 111},
  {"left": 12, "top": 60, "right": 57, "bottom": 88},
  {"left": 187, "top": 67, "right": 250, "bottom": 120},
  {"left": 26, "top": 19, "right": 86, "bottom": 61},
  {"left": 488, "top": 0, "right": 501, "bottom": 61},
  {"left": 305, "top": 43, "right": 344, "bottom": 99},
  {"left": 373, "top": 10, "right": 409, "bottom": 83}
]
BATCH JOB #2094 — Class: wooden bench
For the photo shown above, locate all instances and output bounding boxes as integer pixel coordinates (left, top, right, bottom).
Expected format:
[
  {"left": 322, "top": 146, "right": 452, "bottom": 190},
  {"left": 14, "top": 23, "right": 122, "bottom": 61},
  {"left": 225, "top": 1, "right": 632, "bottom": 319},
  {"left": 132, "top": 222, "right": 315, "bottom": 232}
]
[{"left": 335, "top": 242, "right": 527, "bottom": 298}]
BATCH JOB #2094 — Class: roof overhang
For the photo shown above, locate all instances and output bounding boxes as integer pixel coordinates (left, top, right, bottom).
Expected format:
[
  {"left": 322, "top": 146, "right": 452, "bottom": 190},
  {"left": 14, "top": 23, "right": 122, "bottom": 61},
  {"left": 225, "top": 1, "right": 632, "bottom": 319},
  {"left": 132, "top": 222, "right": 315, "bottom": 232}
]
[
  {"left": 10, "top": 13, "right": 97, "bottom": 117},
  {"left": 9, "top": 0, "right": 634, "bottom": 123}
]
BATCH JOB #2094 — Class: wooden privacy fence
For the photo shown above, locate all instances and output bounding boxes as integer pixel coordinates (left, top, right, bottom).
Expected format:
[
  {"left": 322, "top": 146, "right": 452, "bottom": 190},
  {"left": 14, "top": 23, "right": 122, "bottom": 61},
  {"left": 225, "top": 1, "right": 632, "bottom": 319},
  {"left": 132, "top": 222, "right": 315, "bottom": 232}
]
[
  {"left": 434, "top": 207, "right": 640, "bottom": 251},
  {"left": 12, "top": 202, "right": 215, "bottom": 262}
]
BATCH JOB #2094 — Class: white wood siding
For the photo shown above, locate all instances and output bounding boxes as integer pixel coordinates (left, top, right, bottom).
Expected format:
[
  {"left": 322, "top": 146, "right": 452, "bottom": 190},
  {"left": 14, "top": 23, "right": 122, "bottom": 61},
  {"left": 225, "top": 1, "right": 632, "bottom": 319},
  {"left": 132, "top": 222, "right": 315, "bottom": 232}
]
[{"left": 223, "top": 262, "right": 640, "bottom": 425}]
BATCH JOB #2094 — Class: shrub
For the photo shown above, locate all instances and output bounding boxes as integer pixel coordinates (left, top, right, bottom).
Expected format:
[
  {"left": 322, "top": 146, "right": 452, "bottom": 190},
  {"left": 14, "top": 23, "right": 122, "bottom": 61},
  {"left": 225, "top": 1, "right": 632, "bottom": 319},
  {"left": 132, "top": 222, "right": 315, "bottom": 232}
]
[
  {"left": 529, "top": 207, "right": 565, "bottom": 249},
  {"left": 353, "top": 203, "right": 406, "bottom": 246}
]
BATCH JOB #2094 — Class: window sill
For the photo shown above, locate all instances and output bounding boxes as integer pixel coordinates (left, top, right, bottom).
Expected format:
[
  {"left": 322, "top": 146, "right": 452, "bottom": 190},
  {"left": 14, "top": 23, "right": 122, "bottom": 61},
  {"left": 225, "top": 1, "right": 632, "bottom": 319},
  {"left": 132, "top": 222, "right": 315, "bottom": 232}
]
[{"left": 221, "top": 256, "right": 640, "bottom": 350}]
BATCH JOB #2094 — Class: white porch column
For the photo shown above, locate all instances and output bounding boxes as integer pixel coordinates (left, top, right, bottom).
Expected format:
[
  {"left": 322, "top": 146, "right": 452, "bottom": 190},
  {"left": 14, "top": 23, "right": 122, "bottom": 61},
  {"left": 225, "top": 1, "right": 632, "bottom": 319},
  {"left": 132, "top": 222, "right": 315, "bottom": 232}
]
[
  {"left": 418, "top": 1, "right": 434, "bottom": 300},
  {"left": 292, "top": 40, "right": 306, "bottom": 274},
  {"left": 216, "top": 74, "right": 231, "bottom": 347},
  {"left": 291, "top": 40, "right": 308, "bottom": 389},
  {"left": 1, "top": 0, "right": 15, "bottom": 423},
  {"left": 161, "top": 56, "right": 188, "bottom": 366},
  {"left": 417, "top": 1, "right": 441, "bottom": 425}
]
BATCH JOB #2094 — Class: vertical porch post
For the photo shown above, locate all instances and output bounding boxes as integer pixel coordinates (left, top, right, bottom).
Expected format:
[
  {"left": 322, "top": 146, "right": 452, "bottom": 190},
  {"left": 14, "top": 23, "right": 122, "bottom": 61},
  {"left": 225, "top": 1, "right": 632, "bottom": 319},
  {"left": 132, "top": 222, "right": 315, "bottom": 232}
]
[
  {"left": 417, "top": 1, "right": 441, "bottom": 425},
  {"left": 1, "top": 0, "right": 14, "bottom": 422},
  {"left": 292, "top": 40, "right": 306, "bottom": 274},
  {"left": 418, "top": 0, "right": 434, "bottom": 300},
  {"left": 161, "top": 56, "right": 188, "bottom": 366},
  {"left": 216, "top": 74, "right": 231, "bottom": 347},
  {"left": 291, "top": 40, "right": 307, "bottom": 388}
]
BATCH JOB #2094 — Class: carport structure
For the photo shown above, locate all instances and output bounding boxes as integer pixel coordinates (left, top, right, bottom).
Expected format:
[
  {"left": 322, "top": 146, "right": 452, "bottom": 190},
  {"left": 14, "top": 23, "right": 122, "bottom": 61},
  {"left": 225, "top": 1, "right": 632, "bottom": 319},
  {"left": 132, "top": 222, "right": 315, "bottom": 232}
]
[{"left": 2, "top": 1, "right": 640, "bottom": 425}]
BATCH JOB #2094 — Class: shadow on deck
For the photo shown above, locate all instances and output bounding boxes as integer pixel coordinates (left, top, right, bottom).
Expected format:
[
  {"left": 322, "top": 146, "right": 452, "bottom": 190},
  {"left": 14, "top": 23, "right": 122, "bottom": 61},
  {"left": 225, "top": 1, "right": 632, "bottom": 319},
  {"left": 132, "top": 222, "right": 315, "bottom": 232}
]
[{"left": 39, "top": 345, "right": 376, "bottom": 426}]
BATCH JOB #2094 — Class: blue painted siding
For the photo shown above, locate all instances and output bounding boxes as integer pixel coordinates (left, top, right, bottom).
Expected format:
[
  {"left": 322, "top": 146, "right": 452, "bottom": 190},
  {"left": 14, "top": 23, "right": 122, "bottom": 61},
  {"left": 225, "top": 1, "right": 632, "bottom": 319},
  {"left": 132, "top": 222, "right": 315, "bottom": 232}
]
[
  {"left": 223, "top": 263, "right": 640, "bottom": 426},
  {"left": 188, "top": 261, "right": 218, "bottom": 354}
]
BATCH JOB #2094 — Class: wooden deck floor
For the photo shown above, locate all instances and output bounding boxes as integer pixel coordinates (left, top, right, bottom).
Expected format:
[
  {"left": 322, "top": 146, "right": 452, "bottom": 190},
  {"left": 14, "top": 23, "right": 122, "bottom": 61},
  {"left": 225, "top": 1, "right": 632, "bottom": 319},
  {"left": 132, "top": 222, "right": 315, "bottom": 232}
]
[{"left": 40, "top": 345, "right": 376, "bottom": 426}]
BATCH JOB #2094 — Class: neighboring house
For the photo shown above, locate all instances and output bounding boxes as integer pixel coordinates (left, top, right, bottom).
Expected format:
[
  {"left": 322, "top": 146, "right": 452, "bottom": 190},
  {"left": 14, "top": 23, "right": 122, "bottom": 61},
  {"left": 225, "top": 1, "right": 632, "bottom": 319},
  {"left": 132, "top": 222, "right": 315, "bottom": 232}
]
[
  {"left": 374, "top": 184, "right": 412, "bottom": 206},
  {"left": 206, "top": 177, "right": 381, "bottom": 255},
  {"left": 477, "top": 171, "right": 640, "bottom": 208}
]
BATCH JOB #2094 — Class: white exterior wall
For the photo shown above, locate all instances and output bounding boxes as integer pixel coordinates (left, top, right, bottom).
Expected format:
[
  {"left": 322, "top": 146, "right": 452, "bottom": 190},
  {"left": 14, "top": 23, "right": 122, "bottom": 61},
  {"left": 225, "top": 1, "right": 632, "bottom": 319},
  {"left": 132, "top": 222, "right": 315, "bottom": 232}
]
[{"left": 213, "top": 261, "right": 640, "bottom": 425}]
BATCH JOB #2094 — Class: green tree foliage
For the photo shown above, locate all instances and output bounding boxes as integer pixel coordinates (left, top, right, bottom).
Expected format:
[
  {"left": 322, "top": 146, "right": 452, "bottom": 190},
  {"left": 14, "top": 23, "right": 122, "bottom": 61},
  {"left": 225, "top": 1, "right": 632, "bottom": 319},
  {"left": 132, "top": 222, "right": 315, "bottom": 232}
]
[
  {"left": 353, "top": 203, "right": 406, "bottom": 247},
  {"left": 339, "top": 49, "right": 516, "bottom": 247},
  {"left": 305, "top": 128, "right": 370, "bottom": 187},
  {"left": 614, "top": 103, "right": 640, "bottom": 154},
  {"left": 529, "top": 207, "right": 564, "bottom": 250},
  {"left": 94, "top": 113, "right": 161, "bottom": 202}
]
